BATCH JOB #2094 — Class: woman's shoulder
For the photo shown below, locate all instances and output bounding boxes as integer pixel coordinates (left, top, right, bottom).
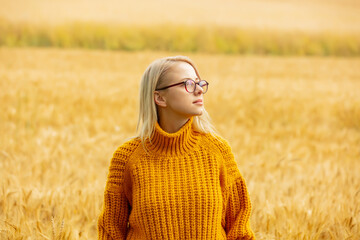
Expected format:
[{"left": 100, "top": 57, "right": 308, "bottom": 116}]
[
  {"left": 202, "top": 132, "right": 232, "bottom": 154},
  {"left": 113, "top": 137, "right": 142, "bottom": 158},
  {"left": 203, "top": 133, "right": 243, "bottom": 183}
]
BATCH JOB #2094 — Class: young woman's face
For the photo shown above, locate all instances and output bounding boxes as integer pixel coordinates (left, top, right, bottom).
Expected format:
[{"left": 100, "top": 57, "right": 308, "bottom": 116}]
[{"left": 158, "top": 62, "right": 205, "bottom": 118}]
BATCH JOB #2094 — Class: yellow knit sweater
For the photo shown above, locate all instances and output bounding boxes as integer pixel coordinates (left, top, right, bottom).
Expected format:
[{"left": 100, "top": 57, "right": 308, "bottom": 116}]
[{"left": 98, "top": 118, "right": 255, "bottom": 240}]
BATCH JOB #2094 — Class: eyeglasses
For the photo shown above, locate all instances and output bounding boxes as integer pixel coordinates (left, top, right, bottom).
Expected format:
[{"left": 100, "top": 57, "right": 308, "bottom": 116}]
[{"left": 155, "top": 79, "right": 209, "bottom": 94}]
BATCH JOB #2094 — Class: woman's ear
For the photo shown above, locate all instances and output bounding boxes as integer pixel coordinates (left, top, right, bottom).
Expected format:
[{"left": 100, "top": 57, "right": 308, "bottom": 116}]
[{"left": 154, "top": 91, "right": 167, "bottom": 108}]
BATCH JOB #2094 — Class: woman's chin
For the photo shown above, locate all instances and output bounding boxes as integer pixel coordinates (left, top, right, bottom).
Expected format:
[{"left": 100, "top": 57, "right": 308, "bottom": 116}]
[{"left": 195, "top": 110, "right": 203, "bottom": 116}]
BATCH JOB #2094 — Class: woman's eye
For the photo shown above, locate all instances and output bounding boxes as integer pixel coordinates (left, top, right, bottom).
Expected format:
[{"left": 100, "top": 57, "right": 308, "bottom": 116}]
[{"left": 186, "top": 81, "right": 195, "bottom": 86}]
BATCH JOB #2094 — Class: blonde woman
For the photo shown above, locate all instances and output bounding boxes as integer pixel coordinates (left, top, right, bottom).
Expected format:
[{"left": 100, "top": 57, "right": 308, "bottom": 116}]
[{"left": 98, "top": 56, "right": 255, "bottom": 240}]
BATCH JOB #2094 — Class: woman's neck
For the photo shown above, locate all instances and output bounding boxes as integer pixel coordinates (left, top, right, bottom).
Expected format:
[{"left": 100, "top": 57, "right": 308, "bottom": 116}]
[
  {"left": 146, "top": 117, "right": 198, "bottom": 155},
  {"left": 158, "top": 114, "right": 190, "bottom": 134}
]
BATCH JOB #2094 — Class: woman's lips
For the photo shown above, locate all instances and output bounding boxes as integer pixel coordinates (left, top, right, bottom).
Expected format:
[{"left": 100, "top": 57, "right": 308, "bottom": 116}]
[{"left": 193, "top": 99, "right": 203, "bottom": 105}]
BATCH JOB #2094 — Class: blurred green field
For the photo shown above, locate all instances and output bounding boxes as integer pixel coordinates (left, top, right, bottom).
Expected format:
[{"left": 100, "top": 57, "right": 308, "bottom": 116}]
[
  {"left": 1, "top": 21, "right": 359, "bottom": 56},
  {"left": 1, "top": 0, "right": 360, "bottom": 56},
  {"left": 1, "top": 48, "right": 359, "bottom": 239}
]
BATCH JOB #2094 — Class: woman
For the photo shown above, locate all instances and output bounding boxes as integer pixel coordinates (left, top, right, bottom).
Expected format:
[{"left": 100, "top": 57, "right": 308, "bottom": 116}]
[{"left": 98, "top": 56, "right": 255, "bottom": 239}]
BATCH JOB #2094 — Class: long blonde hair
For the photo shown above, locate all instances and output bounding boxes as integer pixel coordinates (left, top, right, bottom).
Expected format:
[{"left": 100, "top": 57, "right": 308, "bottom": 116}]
[{"left": 136, "top": 56, "right": 216, "bottom": 144}]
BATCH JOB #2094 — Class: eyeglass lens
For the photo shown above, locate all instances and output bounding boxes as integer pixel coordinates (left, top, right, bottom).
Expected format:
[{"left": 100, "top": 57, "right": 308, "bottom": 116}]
[{"left": 185, "top": 80, "right": 208, "bottom": 93}]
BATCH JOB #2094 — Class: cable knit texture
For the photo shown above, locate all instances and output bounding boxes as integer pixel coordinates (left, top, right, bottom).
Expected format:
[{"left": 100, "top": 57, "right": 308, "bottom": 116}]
[{"left": 98, "top": 117, "right": 255, "bottom": 240}]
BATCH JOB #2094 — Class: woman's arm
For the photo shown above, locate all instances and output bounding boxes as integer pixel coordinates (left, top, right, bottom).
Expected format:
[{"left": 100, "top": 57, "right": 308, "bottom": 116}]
[
  {"left": 98, "top": 140, "right": 138, "bottom": 240},
  {"left": 217, "top": 138, "right": 255, "bottom": 240},
  {"left": 223, "top": 175, "right": 254, "bottom": 240}
]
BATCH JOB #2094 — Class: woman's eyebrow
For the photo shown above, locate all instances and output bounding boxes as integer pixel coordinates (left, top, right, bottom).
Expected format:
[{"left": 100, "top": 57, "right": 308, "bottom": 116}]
[{"left": 181, "top": 77, "right": 200, "bottom": 81}]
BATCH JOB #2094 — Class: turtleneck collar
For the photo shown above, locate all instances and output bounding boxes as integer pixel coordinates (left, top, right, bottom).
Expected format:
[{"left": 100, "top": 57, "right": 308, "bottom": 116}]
[{"left": 145, "top": 117, "right": 200, "bottom": 155}]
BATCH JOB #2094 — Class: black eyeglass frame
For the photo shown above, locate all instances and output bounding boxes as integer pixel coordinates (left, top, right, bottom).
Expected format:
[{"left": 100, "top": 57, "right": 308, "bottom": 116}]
[{"left": 155, "top": 79, "right": 209, "bottom": 93}]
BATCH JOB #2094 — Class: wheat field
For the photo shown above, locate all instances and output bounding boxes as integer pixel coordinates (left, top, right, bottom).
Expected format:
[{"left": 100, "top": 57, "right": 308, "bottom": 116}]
[
  {"left": 1, "top": 0, "right": 360, "bottom": 239},
  {"left": 0, "top": 47, "right": 359, "bottom": 239}
]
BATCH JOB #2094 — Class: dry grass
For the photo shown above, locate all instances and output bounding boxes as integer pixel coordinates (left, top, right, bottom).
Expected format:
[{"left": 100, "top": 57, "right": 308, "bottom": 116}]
[{"left": 0, "top": 48, "right": 360, "bottom": 239}]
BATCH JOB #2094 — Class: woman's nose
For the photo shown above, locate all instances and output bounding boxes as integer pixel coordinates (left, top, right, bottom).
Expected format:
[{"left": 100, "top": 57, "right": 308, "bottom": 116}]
[{"left": 194, "top": 84, "right": 204, "bottom": 95}]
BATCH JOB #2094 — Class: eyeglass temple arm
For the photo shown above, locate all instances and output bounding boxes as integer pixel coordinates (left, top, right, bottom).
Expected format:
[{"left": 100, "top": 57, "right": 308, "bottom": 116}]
[{"left": 155, "top": 81, "right": 185, "bottom": 91}]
